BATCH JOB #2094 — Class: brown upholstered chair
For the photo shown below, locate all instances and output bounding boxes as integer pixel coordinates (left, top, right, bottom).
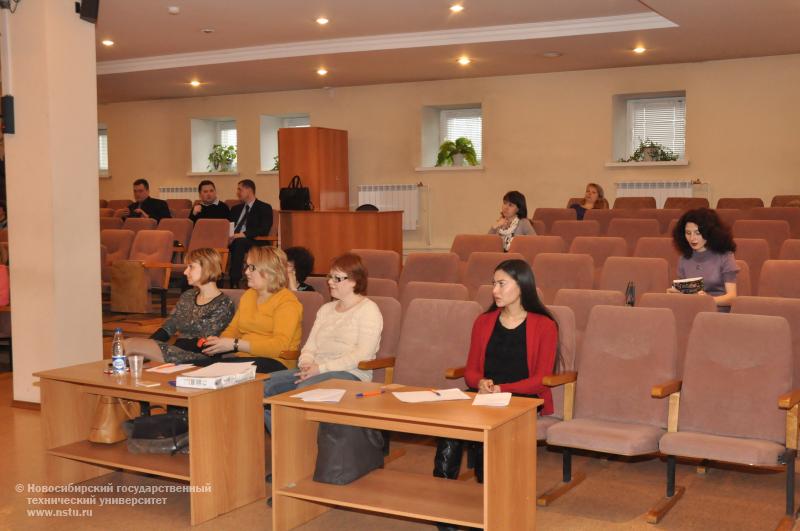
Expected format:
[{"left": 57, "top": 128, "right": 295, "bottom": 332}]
[
  {"left": 122, "top": 217, "right": 158, "bottom": 234},
  {"left": 365, "top": 278, "right": 399, "bottom": 299},
  {"left": 607, "top": 218, "right": 661, "bottom": 255},
  {"left": 540, "top": 305, "right": 678, "bottom": 507},
  {"left": 613, "top": 196, "right": 656, "bottom": 209},
  {"left": 100, "top": 217, "right": 123, "bottom": 231},
  {"left": 113, "top": 209, "right": 127, "bottom": 218},
  {"left": 295, "top": 290, "right": 325, "bottom": 347},
  {"left": 357, "top": 296, "right": 402, "bottom": 384},
  {"left": 639, "top": 293, "right": 717, "bottom": 374},
  {"left": 537, "top": 305, "right": 578, "bottom": 440},
  {"left": 759, "top": 260, "right": 800, "bottom": 298},
  {"left": 663, "top": 197, "right": 709, "bottom": 210},
  {"left": 634, "top": 237, "right": 681, "bottom": 280},
  {"left": 450, "top": 234, "right": 503, "bottom": 279},
  {"left": 166, "top": 198, "right": 192, "bottom": 210},
  {"left": 168, "top": 218, "right": 230, "bottom": 281},
  {"left": 350, "top": 249, "right": 401, "bottom": 281},
  {"left": 531, "top": 219, "right": 545, "bottom": 234},
  {"left": 779, "top": 239, "right": 800, "bottom": 260},
  {"left": 462, "top": 251, "right": 525, "bottom": 298},
  {"left": 99, "top": 199, "right": 108, "bottom": 208},
  {"left": 636, "top": 209, "right": 682, "bottom": 235},
  {"left": 715, "top": 208, "right": 745, "bottom": 230},
  {"left": 304, "top": 277, "right": 331, "bottom": 301},
  {"left": 569, "top": 236, "right": 628, "bottom": 285},
  {"left": 733, "top": 220, "right": 791, "bottom": 258},
  {"left": 735, "top": 260, "right": 751, "bottom": 297},
  {"left": 650, "top": 312, "right": 795, "bottom": 527},
  {"left": 553, "top": 289, "right": 625, "bottom": 355},
  {"left": 107, "top": 199, "right": 131, "bottom": 210},
  {"left": 533, "top": 253, "right": 594, "bottom": 304},
  {"left": 224, "top": 198, "right": 242, "bottom": 209},
  {"left": 549, "top": 220, "right": 600, "bottom": 249},
  {"left": 99, "top": 207, "right": 115, "bottom": 217},
  {"left": 508, "top": 235, "right": 566, "bottom": 265},
  {"left": 747, "top": 207, "right": 800, "bottom": 239},
  {"left": 599, "top": 256, "right": 670, "bottom": 305},
  {"left": 398, "top": 252, "right": 460, "bottom": 294},
  {"left": 566, "top": 197, "right": 583, "bottom": 208},
  {"left": 771, "top": 195, "right": 800, "bottom": 207},
  {"left": 173, "top": 208, "right": 191, "bottom": 219},
  {"left": 158, "top": 218, "right": 193, "bottom": 248},
  {"left": 110, "top": 230, "right": 174, "bottom": 315},
  {"left": 400, "top": 281, "right": 467, "bottom": 314},
  {"left": 584, "top": 209, "right": 637, "bottom": 234},
  {"left": 733, "top": 238, "right": 770, "bottom": 289},
  {"left": 531, "top": 208, "right": 577, "bottom": 234},
  {"left": 220, "top": 288, "right": 246, "bottom": 309},
  {"left": 716, "top": 197, "right": 764, "bottom": 209},
  {"left": 100, "top": 229, "right": 135, "bottom": 282}
]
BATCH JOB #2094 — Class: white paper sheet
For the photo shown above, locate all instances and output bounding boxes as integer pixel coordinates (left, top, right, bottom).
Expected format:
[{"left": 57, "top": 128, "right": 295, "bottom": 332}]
[
  {"left": 181, "top": 362, "right": 255, "bottom": 377},
  {"left": 291, "top": 388, "right": 346, "bottom": 403},
  {"left": 146, "top": 363, "right": 195, "bottom": 374},
  {"left": 472, "top": 392, "right": 512, "bottom": 407},
  {"left": 392, "top": 388, "right": 471, "bottom": 403}
]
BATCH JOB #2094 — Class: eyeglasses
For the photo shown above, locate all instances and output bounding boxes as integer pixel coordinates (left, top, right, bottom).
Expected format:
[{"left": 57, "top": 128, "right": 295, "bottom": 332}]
[
  {"left": 243, "top": 264, "right": 257, "bottom": 272},
  {"left": 327, "top": 274, "right": 349, "bottom": 283}
]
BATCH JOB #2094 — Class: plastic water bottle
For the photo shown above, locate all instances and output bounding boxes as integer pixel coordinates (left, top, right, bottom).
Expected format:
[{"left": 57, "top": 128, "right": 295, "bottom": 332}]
[
  {"left": 111, "top": 328, "right": 127, "bottom": 374},
  {"left": 625, "top": 281, "right": 636, "bottom": 307}
]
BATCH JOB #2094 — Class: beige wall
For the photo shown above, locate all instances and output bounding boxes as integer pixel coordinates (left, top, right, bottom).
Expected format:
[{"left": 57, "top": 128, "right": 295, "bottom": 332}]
[{"left": 99, "top": 54, "right": 800, "bottom": 250}]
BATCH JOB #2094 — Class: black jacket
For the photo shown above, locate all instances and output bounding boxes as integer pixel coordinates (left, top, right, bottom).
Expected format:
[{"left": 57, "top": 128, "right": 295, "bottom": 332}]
[
  {"left": 127, "top": 197, "right": 171, "bottom": 222},
  {"left": 229, "top": 199, "right": 273, "bottom": 239},
  {"left": 189, "top": 201, "right": 231, "bottom": 223}
]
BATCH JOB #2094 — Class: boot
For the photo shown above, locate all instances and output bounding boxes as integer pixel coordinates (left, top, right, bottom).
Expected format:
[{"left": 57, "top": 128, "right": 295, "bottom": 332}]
[
  {"left": 473, "top": 442, "right": 484, "bottom": 484},
  {"left": 433, "top": 438, "right": 464, "bottom": 479}
]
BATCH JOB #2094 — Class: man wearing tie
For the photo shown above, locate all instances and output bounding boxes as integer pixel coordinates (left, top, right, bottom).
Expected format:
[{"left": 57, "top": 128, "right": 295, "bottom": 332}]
[
  {"left": 124, "top": 179, "right": 171, "bottom": 222},
  {"left": 228, "top": 179, "right": 273, "bottom": 288},
  {"left": 189, "top": 180, "right": 230, "bottom": 222}
]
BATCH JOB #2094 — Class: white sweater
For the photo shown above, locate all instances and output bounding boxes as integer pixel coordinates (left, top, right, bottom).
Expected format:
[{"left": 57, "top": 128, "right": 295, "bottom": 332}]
[{"left": 298, "top": 297, "right": 383, "bottom": 381}]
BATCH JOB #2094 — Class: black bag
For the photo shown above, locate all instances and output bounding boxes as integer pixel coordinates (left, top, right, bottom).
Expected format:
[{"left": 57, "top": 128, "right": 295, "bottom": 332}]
[
  {"left": 313, "top": 423, "right": 384, "bottom": 485},
  {"left": 279, "top": 175, "right": 313, "bottom": 211},
  {"left": 122, "top": 408, "right": 189, "bottom": 455}
]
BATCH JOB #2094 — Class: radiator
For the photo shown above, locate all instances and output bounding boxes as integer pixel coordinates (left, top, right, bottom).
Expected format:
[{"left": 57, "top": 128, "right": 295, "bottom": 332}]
[
  {"left": 158, "top": 186, "right": 197, "bottom": 200},
  {"left": 357, "top": 184, "right": 420, "bottom": 230},
  {"left": 614, "top": 180, "right": 698, "bottom": 209}
]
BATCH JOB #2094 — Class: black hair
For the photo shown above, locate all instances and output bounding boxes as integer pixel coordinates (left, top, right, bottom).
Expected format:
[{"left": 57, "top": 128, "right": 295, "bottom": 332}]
[
  {"left": 486, "top": 259, "right": 563, "bottom": 373},
  {"left": 502, "top": 190, "right": 528, "bottom": 219},
  {"left": 133, "top": 178, "right": 149, "bottom": 190},
  {"left": 198, "top": 180, "right": 216, "bottom": 193},
  {"left": 672, "top": 208, "right": 736, "bottom": 259},
  {"left": 238, "top": 179, "right": 256, "bottom": 193},
  {"left": 285, "top": 246, "right": 315, "bottom": 283}
]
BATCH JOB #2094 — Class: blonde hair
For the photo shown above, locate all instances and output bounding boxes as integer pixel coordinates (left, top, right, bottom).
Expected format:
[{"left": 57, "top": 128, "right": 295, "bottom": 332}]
[
  {"left": 185, "top": 248, "right": 223, "bottom": 284},
  {"left": 247, "top": 246, "right": 289, "bottom": 293}
]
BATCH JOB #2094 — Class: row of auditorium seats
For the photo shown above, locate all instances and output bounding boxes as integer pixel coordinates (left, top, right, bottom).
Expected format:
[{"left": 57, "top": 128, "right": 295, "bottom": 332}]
[
  {"left": 561, "top": 194, "right": 800, "bottom": 210},
  {"left": 100, "top": 198, "right": 244, "bottom": 220}
]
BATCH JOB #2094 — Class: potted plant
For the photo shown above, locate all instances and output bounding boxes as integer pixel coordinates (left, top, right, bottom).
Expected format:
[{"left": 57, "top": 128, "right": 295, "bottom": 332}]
[
  {"left": 207, "top": 144, "right": 237, "bottom": 171},
  {"left": 619, "top": 139, "right": 678, "bottom": 162},
  {"left": 436, "top": 137, "right": 479, "bottom": 167}
]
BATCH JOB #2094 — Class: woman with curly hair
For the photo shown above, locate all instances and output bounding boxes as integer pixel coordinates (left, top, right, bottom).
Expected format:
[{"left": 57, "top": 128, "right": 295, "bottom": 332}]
[{"left": 669, "top": 208, "right": 739, "bottom": 311}]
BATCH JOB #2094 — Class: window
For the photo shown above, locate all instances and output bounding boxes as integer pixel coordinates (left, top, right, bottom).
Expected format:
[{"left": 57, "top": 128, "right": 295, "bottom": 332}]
[
  {"left": 420, "top": 104, "right": 483, "bottom": 167},
  {"left": 259, "top": 114, "right": 310, "bottom": 171},
  {"left": 627, "top": 96, "right": 685, "bottom": 158},
  {"left": 98, "top": 125, "right": 109, "bottom": 174},
  {"left": 216, "top": 120, "right": 237, "bottom": 148},
  {"left": 190, "top": 118, "right": 237, "bottom": 172}
]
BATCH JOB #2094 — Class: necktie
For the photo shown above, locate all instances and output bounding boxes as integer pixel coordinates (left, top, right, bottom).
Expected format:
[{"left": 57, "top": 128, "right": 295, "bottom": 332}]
[{"left": 234, "top": 204, "right": 250, "bottom": 234}]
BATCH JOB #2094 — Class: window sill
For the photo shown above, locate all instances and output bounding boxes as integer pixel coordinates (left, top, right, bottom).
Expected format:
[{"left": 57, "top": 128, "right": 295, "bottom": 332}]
[
  {"left": 415, "top": 165, "right": 485, "bottom": 173},
  {"left": 187, "top": 171, "right": 241, "bottom": 177},
  {"left": 256, "top": 171, "right": 279, "bottom": 176},
  {"left": 99, "top": 171, "right": 111, "bottom": 179},
  {"left": 605, "top": 160, "right": 689, "bottom": 168}
]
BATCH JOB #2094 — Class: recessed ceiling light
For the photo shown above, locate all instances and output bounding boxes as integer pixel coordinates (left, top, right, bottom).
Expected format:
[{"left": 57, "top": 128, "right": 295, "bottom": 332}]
[
  {"left": 542, "top": 51, "right": 562, "bottom": 58},
  {"left": 101, "top": 39, "right": 114, "bottom": 47},
  {"left": 167, "top": 6, "right": 180, "bottom": 15},
  {"left": 189, "top": 80, "right": 201, "bottom": 87},
  {"left": 316, "top": 17, "right": 329, "bottom": 25},
  {"left": 457, "top": 56, "right": 471, "bottom": 66},
  {"left": 201, "top": 28, "right": 215, "bottom": 34},
  {"left": 633, "top": 46, "right": 647, "bottom": 54},
  {"left": 317, "top": 68, "right": 328, "bottom": 76},
  {"left": 450, "top": 4, "right": 464, "bottom": 13}
]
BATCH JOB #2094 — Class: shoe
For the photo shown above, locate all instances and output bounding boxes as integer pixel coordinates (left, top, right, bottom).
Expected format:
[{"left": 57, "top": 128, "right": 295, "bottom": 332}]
[
  {"left": 435, "top": 524, "right": 458, "bottom": 531},
  {"left": 265, "top": 473, "right": 272, "bottom": 483}
]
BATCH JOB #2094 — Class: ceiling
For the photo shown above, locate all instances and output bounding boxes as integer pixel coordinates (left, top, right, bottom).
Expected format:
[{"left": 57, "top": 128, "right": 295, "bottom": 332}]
[{"left": 95, "top": 0, "right": 800, "bottom": 103}]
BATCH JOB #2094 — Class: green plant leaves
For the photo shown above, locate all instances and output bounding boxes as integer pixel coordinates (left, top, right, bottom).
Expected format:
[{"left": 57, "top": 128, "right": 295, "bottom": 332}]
[{"left": 435, "top": 137, "right": 478, "bottom": 167}]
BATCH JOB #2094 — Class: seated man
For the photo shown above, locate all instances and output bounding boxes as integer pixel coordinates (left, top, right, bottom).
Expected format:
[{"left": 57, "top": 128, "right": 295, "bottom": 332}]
[
  {"left": 228, "top": 178, "right": 273, "bottom": 288},
  {"left": 123, "top": 178, "right": 171, "bottom": 222},
  {"left": 189, "top": 179, "right": 230, "bottom": 223}
]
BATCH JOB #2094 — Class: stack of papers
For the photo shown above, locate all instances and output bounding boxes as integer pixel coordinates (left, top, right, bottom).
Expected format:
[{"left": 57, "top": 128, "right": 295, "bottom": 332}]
[
  {"left": 392, "top": 389, "right": 470, "bottom": 403},
  {"left": 291, "top": 388, "right": 346, "bottom": 403},
  {"left": 472, "top": 392, "right": 512, "bottom": 407},
  {"left": 147, "top": 363, "right": 195, "bottom": 374},
  {"left": 176, "top": 362, "right": 256, "bottom": 389}
]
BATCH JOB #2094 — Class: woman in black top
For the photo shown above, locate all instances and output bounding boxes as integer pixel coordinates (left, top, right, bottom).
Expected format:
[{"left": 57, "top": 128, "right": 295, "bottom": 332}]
[
  {"left": 285, "top": 246, "right": 316, "bottom": 292},
  {"left": 569, "top": 182, "right": 609, "bottom": 220}
]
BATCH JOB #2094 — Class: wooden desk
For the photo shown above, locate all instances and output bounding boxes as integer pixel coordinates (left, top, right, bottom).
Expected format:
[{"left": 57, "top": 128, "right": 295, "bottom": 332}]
[
  {"left": 35, "top": 361, "right": 266, "bottom": 525},
  {"left": 267, "top": 380, "right": 539, "bottom": 530},
  {"left": 279, "top": 210, "right": 402, "bottom": 275}
]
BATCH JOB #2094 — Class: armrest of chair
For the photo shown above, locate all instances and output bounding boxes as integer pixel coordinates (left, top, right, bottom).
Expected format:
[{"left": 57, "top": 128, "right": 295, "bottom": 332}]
[
  {"left": 652, "top": 379, "right": 682, "bottom": 398},
  {"left": 358, "top": 357, "right": 395, "bottom": 370},
  {"left": 214, "top": 248, "right": 230, "bottom": 272},
  {"left": 444, "top": 366, "right": 465, "bottom": 379},
  {"left": 543, "top": 371, "right": 577, "bottom": 387},
  {"left": 779, "top": 390, "right": 800, "bottom": 410},
  {"left": 780, "top": 390, "right": 800, "bottom": 451},
  {"left": 279, "top": 350, "right": 300, "bottom": 360},
  {"left": 143, "top": 262, "right": 174, "bottom": 289},
  {"left": 255, "top": 236, "right": 279, "bottom": 244}
]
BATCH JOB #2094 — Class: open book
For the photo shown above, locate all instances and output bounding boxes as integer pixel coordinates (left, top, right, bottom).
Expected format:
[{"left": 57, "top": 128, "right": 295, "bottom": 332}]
[{"left": 672, "top": 276, "right": 704, "bottom": 294}]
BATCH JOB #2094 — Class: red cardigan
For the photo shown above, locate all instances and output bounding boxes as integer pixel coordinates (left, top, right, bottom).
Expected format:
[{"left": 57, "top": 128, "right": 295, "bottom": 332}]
[{"left": 464, "top": 309, "right": 558, "bottom": 415}]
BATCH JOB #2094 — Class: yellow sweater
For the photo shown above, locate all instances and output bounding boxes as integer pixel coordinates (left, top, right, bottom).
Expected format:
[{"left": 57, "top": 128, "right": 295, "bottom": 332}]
[{"left": 221, "top": 288, "right": 302, "bottom": 366}]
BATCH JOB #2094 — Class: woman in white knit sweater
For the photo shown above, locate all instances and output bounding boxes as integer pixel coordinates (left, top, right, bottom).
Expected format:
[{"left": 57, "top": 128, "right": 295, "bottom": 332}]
[{"left": 263, "top": 253, "right": 383, "bottom": 431}]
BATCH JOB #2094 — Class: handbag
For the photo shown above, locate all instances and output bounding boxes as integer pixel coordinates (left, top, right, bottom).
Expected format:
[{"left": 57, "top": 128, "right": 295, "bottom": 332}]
[
  {"left": 279, "top": 175, "right": 313, "bottom": 211},
  {"left": 121, "top": 408, "right": 189, "bottom": 455},
  {"left": 88, "top": 396, "right": 140, "bottom": 444},
  {"left": 313, "top": 423, "right": 384, "bottom": 485}
]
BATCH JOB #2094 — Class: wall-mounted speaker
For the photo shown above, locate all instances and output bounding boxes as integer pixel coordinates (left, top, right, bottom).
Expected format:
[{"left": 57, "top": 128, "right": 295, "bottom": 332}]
[
  {"left": 76, "top": 0, "right": 99, "bottom": 24},
  {"left": 1, "top": 95, "right": 14, "bottom": 135}
]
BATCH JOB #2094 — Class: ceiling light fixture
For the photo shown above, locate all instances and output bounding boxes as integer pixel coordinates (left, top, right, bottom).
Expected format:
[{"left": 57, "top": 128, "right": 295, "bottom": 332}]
[
  {"left": 542, "top": 51, "right": 562, "bottom": 58},
  {"left": 450, "top": 4, "right": 464, "bottom": 13},
  {"left": 167, "top": 6, "right": 180, "bottom": 15},
  {"left": 316, "top": 17, "right": 329, "bottom": 25},
  {"left": 317, "top": 68, "right": 328, "bottom": 76},
  {"left": 633, "top": 46, "right": 646, "bottom": 54},
  {"left": 101, "top": 39, "right": 115, "bottom": 47},
  {"left": 189, "top": 80, "right": 201, "bottom": 87},
  {"left": 457, "top": 56, "right": 471, "bottom": 65},
  {"left": 201, "top": 28, "right": 215, "bottom": 34}
]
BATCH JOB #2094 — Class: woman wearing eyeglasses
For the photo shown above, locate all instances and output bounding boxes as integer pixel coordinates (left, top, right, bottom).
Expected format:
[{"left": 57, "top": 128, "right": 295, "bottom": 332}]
[
  {"left": 201, "top": 246, "right": 302, "bottom": 373},
  {"left": 262, "top": 253, "right": 383, "bottom": 431}
]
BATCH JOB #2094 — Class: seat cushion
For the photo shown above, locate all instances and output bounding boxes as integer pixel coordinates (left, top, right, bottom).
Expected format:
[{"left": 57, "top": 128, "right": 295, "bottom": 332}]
[
  {"left": 659, "top": 431, "right": 785, "bottom": 466},
  {"left": 546, "top": 418, "right": 664, "bottom": 456},
  {"left": 537, "top": 415, "right": 561, "bottom": 441}
]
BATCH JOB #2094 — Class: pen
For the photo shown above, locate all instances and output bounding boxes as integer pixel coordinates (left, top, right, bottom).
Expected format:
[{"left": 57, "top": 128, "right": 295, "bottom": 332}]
[
  {"left": 356, "top": 390, "right": 385, "bottom": 398},
  {"left": 430, "top": 389, "right": 442, "bottom": 396}
]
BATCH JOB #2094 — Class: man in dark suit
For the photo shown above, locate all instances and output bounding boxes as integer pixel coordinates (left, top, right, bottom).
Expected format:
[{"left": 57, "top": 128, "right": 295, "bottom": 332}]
[
  {"left": 228, "top": 179, "right": 273, "bottom": 288},
  {"left": 189, "top": 179, "right": 230, "bottom": 223},
  {"left": 124, "top": 178, "right": 171, "bottom": 222}
]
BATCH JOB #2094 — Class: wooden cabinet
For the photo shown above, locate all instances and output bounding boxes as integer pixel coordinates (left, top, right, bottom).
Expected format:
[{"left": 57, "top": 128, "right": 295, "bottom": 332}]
[{"left": 278, "top": 127, "right": 349, "bottom": 211}]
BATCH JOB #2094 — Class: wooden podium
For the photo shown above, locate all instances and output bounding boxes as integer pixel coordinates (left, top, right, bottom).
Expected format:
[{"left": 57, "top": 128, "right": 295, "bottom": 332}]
[{"left": 278, "top": 127, "right": 349, "bottom": 210}]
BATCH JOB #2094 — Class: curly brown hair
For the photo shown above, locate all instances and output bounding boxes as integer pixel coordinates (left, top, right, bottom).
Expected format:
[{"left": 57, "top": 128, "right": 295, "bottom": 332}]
[{"left": 672, "top": 208, "right": 736, "bottom": 258}]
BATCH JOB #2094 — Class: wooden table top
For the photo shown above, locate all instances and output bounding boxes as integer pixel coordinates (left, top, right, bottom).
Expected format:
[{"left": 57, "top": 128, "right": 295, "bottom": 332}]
[{"left": 266, "top": 379, "right": 541, "bottom": 431}]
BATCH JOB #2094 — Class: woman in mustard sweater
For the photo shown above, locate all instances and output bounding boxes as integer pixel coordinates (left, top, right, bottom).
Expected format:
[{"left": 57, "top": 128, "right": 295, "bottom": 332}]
[{"left": 202, "top": 246, "right": 302, "bottom": 373}]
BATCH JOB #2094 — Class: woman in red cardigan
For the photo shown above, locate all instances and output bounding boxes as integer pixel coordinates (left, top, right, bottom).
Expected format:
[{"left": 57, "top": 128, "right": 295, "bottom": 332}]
[{"left": 434, "top": 259, "right": 560, "bottom": 528}]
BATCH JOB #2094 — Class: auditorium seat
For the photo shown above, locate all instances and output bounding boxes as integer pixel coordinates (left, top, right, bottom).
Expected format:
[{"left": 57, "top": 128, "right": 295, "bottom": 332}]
[
  {"left": 533, "top": 253, "right": 594, "bottom": 304},
  {"left": 304, "top": 277, "right": 331, "bottom": 301},
  {"left": 634, "top": 237, "right": 681, "bottom": 280},
  {"left": 549, "top": 220, "right": 600, "bottom": 248},
  {"left": 553, "top": 289, "right": 625, "bottom": 354},
  {"left": 636, "top": 209, "right": 682, "bottom": 235},
  {"left": 531, "top": 208, "right": 577, "bottom": 234},
  {"left": 100, "top": 229, "right": 135, "bottom": 282},
  {"left": 771, "top": 195, "right": 800, "bottom": 207},
  {"left": 107, "top": 199, "right": 130, "bottom": 210},
  {"left": 565, "top": 197, "right": 584, "bottom": 208},
  {"left": 540, "top": 306, "right": 677, "bottom": 508},
  {"left": 599, "top": 257, "right": 670, "bottom": 305},
  {"left": 779, "top": 239, "right": 800, "bottom": 260},
  {"left": 639, "top": 293, "right": 716, "bottom": 373},
  {"left": 110, "top": 230, "right": 174, "bottom": 315},
  {"left": 607, "top": 218, "right": 661, "bottom": 255},
  {"left": 537, "top": 305, "right": 577, "bottom": 440},
  {"left": 357, "top": 296, "right": 402, "bottom": 384},
  {"left": 508, "top": 235, "right": 566, "bottom": 265},
  {"left": 295, "top": 290, "right": 325, "bottom": 347},
  {"left": 715, "top": 208, "right": 745, "bottom": 230},
  {"left": 747, "top": 207, "right": 800, "bottom": 239},
  {"left": 462, "top": 251, "right": 524, "bottom": 298},
  {"left": 735, "top": 260, "right": 751, "bottom": 297},
  {"left": 99, "top": 207, "right": 115, "bottom": 217},
  {"left": 584, "top": 209, "right": 638, "bottom": 234},
  {"left": 758, "top": 260, "right": 800, "bottom": 298},
  {"left": 99, "top": 199, "right": 108, "bottom": 208},
  {"left": 613, "top": 196, "right": 656, "bottom": 209},
  {"left": 651, "top": 312, "right": 793, "bottom": 526},
  {"left": 220, "top": 288, "right": 245, "bottom": 309},
  {"left": 531, "top": 219, "right": 545, "bottom": 234},
  {"left": 400, "top": 281, "right": 467, "bottom": 314},
  {"left": 663, "top": 197, "right": 709, "bottom": 210},
  {"left": 733, "top": 238, "right": 770, "bottom": 289},
  {"left": 166, "top": 198, "right": 192, "bottom": 210},
  {"left": 450, "top": 234, "right": 503, "bottom": 278},
  {"left": 100, "top": 217, "right": 123, "bottom": 231},
  {"left": 569, "top": 236, "right": 628, "bottom": 285},
  {"left": 716, "top": 197, "right": 764, "bottom": 209},
  {"left": 366, "top": 278, "right": 399, "bottom": 299},
  {"left": 172, "top": 208, "right": 191, "bottom": 219},
  {"left": 224, "top": 198, "right": 242, "bottom": 209},
  {"left": 158, "top": 218, "right": 193, "bottom": 249},
  {"left": 171, "top": 219, "right": 230, "bottom": 281},
  {"left": 113, "top": 209, "right": 127, "bottom": 218},
  {"left": 122, "top": 217, "right": 157, "bottom": 234},
  {"left": 733, "top": 220, "right": 790, "bottom": 258},
  {"left": 398, "top": 252, "right": 460, "bottom": 293},
  {"left": 350, "top": 249, "right": 401, "bottom": 281}
]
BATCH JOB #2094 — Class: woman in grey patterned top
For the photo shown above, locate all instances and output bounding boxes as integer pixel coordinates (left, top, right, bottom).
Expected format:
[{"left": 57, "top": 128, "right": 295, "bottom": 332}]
[{"left": 124, "top": 248, "right": 235, "bottom": 363}]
